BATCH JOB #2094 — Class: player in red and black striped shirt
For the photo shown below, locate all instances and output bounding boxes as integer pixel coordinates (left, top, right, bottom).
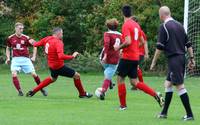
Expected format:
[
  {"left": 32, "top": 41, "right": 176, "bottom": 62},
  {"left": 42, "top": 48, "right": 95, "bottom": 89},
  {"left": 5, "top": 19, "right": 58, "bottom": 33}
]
[{"left": 26, "top": 27, "right": 93, "bottom": 98}]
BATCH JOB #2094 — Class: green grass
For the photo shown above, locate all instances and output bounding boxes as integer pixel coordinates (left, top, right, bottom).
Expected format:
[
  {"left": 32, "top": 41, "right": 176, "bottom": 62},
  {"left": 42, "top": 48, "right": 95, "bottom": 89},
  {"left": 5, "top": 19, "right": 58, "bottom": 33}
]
[{"left": 0, "top": 72, "right": 199, "bottom": 125}]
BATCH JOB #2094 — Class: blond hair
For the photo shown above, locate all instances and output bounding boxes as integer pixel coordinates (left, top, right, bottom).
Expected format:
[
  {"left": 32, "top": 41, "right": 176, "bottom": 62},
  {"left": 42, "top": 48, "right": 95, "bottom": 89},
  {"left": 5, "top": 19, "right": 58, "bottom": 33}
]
[
  {"left": 105, "top": 18, "right": 119, "bottom": 30},
  {"left": 15, "top": 22, "right": 24, "bottom": 28}
]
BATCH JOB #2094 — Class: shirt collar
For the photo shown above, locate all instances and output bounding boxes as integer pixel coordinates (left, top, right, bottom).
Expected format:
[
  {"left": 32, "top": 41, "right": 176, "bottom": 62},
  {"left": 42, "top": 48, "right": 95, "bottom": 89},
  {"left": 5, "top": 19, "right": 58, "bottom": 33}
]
[{"left": 164, "top": 17, "right": 174, "bottom": 23}]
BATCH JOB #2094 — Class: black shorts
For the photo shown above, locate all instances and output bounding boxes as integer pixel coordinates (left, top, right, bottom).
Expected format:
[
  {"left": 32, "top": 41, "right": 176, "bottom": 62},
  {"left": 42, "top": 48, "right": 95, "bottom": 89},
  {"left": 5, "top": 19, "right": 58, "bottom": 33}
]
[
  {"left": 166, "top": 55, "right": 186, "bottom": 85},
  {"left": 50, "top": 65, "right": 75, "bottom": 79},
  {"left": 116, "top": 59, "right": 138, "bottom": 79}
]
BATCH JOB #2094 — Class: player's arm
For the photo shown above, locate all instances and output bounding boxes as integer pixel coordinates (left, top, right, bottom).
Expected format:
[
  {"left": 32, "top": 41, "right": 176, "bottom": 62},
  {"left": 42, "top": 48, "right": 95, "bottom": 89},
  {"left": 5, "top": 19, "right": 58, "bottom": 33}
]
[
  {"left": 139, "top": 36, "right": 145, "bottom": 47},
  {"left": 31, "top": 47, "right": 37, "bottom": 62},
  {"left": 114, "top": 36, "right": 131, "bottom": 51},
  {"left": 185, "top": 35, "right": 195, "bottom": 69},
  {"left": 5, "top": 46, "right": 11, "bottom": 64},
  {"left": 102, "top": 33, "right": 110, "bottom": 63},
  {"left": 150, "top": 25, "right": 166, "bottom": 70},
  {"left": 150, "top": 49, "right": 161, "bottom": 70},
  {"left": 144, "top": 40, "right": 149, "bottom": 60},
  {"left": 56, "top": 42, "right": 77, "bottom": 60}
]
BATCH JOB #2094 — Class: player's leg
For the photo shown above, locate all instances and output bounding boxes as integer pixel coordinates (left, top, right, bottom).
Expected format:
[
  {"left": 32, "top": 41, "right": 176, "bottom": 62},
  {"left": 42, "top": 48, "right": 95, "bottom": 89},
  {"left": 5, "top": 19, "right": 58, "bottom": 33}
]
[
  {"left": 100, "top": 64, "right": 117, "bottom": 100},
  {"left": 31, "top": 71, "right": 48, "bottom": 96},
  {"left": 137, "top": 55, "right": 144, "bottom": 82},
  {"left": 158, "top": 80, "right": 173, "bottom": 118},
  {"left": 56, "top": 65, "right": 92, "bottom": 98},
  {"left": 116, "top": 59, "right": 128, "bottom": 110},
  {"left": 26, "top": 68, "right": 57, "bottom": 97},
  {"left": 10, "top": 57, "right": 23, "bottom": 96},
  {"left": 22, "top": 58, "right": 48, "bottom": 96},
  {"left": 129, "top": 61, "right": 164, "bottom": 107},
  {"left": 73, "top": 72, "right": 93, "bottom": 98},
  {"left": 11, "top": 71, "right": 23, "bottom": 96},
  {"left": 176, "top": 84, "right": 194, "bottom": 121}
]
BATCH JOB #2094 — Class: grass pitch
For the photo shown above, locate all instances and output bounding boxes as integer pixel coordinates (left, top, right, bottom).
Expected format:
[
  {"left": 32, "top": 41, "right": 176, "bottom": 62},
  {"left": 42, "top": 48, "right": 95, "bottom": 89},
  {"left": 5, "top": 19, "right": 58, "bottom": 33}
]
[{"left": 0, "top": 72, "right": 199, "bottom": 125}]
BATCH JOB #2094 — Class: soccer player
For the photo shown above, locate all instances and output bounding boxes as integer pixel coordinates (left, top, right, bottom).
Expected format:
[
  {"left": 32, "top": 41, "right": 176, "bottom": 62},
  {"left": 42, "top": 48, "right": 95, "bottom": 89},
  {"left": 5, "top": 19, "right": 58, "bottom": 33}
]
[
  {"left": 131, "top": 16, "right": 149, "bottom": 90},
  {"left": 99, "top": 18, "right": 122, "bottom": 100},
  {"left": 150, "top": 6, "right": 195, "bottom": 121},
  {"left": 26, "top": 27, "right": 93, "bottom": 98},
  {"left": 5, "top": 22, "right": 47, "bottom": 96},
  {"left": 114, "top": 5, "right": 164, "bottom": 110}
]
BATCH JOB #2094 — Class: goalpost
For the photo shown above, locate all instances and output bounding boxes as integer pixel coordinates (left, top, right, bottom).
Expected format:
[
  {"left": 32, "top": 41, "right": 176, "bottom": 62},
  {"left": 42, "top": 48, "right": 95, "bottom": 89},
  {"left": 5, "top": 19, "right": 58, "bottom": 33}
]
[{"left": 184, "top": 0, "right": 200, "bottom": 76}]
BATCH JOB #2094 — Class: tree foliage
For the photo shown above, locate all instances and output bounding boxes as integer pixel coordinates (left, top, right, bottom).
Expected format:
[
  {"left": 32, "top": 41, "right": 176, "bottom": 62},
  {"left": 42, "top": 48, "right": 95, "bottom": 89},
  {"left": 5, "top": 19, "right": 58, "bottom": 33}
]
[{"left": 0, "top": 0, "right": 184, "bottom": 71}]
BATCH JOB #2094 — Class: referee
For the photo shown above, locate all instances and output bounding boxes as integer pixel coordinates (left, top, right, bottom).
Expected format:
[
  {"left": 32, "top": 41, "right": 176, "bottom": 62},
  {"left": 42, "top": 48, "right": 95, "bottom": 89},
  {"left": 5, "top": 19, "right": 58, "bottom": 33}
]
[{"left": 150, "top": 6, "right": 195, "bottom": 121}]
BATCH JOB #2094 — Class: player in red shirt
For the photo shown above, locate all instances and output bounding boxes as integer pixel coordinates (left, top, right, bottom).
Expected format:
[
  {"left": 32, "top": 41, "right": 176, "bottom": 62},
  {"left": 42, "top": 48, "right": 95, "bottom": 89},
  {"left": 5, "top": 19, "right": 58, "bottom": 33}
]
[
  {"left": 98, "top": 18, "right": 122, "bottom": 100},
  {"left": 131, "top": 16, "right": 149, "bottom": 90},
  {"left": 26, "top": 27, "right": 93, "bottom": 98},
  {"left": 114, "top": 5, "right": 164, "bottom": 110},
  {"left": 5, "top": 22, "right": 47, "bottom": 96}
]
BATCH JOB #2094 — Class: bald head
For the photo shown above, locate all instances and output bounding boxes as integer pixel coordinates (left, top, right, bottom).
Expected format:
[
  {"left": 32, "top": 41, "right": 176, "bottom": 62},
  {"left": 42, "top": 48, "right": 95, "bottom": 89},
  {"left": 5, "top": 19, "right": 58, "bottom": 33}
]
[{"left": 159, "top": 6, "right": 171, "bottom": 21}]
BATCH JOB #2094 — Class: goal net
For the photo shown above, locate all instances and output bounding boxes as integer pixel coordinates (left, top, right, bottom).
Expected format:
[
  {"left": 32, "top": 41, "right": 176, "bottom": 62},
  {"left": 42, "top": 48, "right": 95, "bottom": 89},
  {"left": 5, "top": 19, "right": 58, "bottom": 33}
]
[{"left": 184, "top": 0, "right": 200, "bottom": 76}]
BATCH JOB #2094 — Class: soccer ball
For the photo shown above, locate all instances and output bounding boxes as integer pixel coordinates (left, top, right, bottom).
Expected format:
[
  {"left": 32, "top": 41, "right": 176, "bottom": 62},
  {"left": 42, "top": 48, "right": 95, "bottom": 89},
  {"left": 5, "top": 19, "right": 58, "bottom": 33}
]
[{"left": 95, "top": 87, "right": 103, "bottom": 98}]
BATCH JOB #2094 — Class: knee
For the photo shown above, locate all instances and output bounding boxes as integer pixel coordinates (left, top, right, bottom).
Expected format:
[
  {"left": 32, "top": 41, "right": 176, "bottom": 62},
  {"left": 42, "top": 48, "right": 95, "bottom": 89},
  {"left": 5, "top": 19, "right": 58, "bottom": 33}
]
[
  {"left": 12, "top": 71, "right": 17, "bottom": 77},
  {"left": 73, "top": 72, "right": 80, "bottom": 79},
  {"left": 31, "top": 72, "right": 37, "bottom": 77}
]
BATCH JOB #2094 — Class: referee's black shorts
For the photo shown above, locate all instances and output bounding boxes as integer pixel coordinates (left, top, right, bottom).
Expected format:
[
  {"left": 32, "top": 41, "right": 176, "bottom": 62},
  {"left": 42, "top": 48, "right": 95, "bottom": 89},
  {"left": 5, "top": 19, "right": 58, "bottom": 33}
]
[
  {"left": 116, "top": 59, "right": 138, "bottom": 79},
  {"left": 50, "top": 65, "right": 76, "bottom": 79},
  {"left": 166, "top": 55, "right": 186, "bottom": 85}
]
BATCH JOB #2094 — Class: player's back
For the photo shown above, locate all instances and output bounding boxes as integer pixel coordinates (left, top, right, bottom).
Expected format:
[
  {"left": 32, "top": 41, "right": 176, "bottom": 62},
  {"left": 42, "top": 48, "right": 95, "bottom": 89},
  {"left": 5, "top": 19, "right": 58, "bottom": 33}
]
[
  {"left": 104, "top": 31, "right": 122, "bottom": 64},
  {"left": 42, "top": 36, "right": 65, "bottom": 69},
  {"left": 122, "top": 19, "right": 141, "bottom": 61}
]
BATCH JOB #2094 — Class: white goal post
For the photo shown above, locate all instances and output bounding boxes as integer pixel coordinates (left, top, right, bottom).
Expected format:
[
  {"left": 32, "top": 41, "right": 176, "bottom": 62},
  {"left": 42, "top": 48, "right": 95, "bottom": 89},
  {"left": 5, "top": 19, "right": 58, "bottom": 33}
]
[{"left": 184, "top": 0, "right": 200, "bottom": 76}]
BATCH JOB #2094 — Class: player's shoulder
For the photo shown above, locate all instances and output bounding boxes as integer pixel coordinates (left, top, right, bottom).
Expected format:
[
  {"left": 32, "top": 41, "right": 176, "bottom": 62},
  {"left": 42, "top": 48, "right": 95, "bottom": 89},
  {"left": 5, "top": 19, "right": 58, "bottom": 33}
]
[
  {"left": 21, "top": 34, "right": 30, "bottom": 39},
  {"left": 106, "top": 31, "right": 122, "bottom": 36},
  {"left": 8, "top": 34, "right": 16, "bottom": 39}
]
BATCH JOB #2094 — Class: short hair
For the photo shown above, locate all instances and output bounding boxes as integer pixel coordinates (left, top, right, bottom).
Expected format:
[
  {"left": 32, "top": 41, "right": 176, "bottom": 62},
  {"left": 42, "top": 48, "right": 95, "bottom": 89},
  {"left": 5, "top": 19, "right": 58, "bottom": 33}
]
[
  {"left": 15, "top": 22, "right": 24, "bottom": 28},
  {"left": 159, "top": 6, "right": 171, "bottom": 16},
  {"left": 105, "top": 18, "right": 119, "bottom": 31},
  {"left": 122, "top": 5, "right": 132, "bottom": 17},
  {"left": 52, "top": 27, "right": 63, "bottom": 34}
]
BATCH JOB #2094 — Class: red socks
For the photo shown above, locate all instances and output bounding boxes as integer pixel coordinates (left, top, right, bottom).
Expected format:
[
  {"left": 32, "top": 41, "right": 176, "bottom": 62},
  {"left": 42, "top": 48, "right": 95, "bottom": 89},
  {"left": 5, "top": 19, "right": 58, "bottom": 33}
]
[
  {"left": 136, "top": 82, "right": 157, "bottom": 97},
  {"left": 102, "top": 79, "right": 111, "bottom": 93},
  {"left": 137, "top": 68, "right": 143, "bottom": 82},
  {"left": 12, "top": 76, "right": 21, "bottom": 92},
  {"left": 33, "top": 75, "right": 41, "bottom": 85},
  {"left": 73, "top": 78, "right": 86, "bottom": 96},
  {"left": 118, "top": 83, "right": 126, "bottom": 107},
  {"left": 33, "top": 77, "right": 54, "bottom": 93}
]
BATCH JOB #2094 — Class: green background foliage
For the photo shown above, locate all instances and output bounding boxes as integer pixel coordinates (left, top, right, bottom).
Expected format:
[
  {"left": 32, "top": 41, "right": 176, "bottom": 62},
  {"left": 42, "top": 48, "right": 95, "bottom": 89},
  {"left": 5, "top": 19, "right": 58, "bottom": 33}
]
[{"left": 0, "top": 0, "right": 185, "bottom": 72}]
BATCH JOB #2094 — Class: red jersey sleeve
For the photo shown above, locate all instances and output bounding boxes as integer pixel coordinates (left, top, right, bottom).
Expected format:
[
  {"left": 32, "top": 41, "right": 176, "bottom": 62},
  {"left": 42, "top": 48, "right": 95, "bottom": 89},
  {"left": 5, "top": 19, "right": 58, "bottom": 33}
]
[
  {"left": 34, "top": 37, "right": 50, "bottom": 47},
  {"left": 104, "top": 33, "right": 110, "bottom": 55},
  {"left": 56, "top": 41, "right": 74, "bottom": 60}
]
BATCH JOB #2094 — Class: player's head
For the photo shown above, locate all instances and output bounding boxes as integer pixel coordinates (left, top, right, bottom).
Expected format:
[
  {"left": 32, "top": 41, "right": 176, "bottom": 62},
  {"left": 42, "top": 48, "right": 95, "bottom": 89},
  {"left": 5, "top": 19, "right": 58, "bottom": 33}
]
[
  {"left": 52, "top": 27, "right": 63, "bottom": 39},
  {"left": 159, "top": 6, "right": 171, "bottom": 21},
  {"left": 106, "top": 18, "right": 119, "bottom": 31},
  {"left": 15, "top": 22, "right": 24, "bottom": 36},
  {"left": 122, "top": 5, "right": 132, "bottom": 18}
]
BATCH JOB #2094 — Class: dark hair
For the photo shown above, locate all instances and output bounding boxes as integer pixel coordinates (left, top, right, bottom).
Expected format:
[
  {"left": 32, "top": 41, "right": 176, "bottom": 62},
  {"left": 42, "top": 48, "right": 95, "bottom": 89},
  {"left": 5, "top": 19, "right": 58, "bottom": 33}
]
[
  {"left": 122, "top": 5, "right": 132, "bottom": 17},
  {"left": 52, "top": 27, "right": 62, "bottom": 34}
]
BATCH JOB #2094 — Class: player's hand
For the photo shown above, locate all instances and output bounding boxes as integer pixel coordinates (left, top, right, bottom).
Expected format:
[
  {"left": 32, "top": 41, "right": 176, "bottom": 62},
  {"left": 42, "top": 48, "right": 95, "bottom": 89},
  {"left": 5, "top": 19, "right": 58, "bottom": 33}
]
[
  {"left": 114, "top": 45, "right": 120, "bottom": 51},
  {"left": 31, "top": 56, "right": 36, "bottom": 62},
  {"left": 5, "top": 58, "right": 10, "bottom": 65},
  {"left": 29, "top": 39, "right": 36, "bottom": 45},
  {"left": 72, "top": 52, "right": 79, "bottom": 58},
  {"left": 188, "top": 59, "right": 195, "bottom": 70},
  {"left": 102, "top": 56, "right": 106, "bottom": 64}
]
